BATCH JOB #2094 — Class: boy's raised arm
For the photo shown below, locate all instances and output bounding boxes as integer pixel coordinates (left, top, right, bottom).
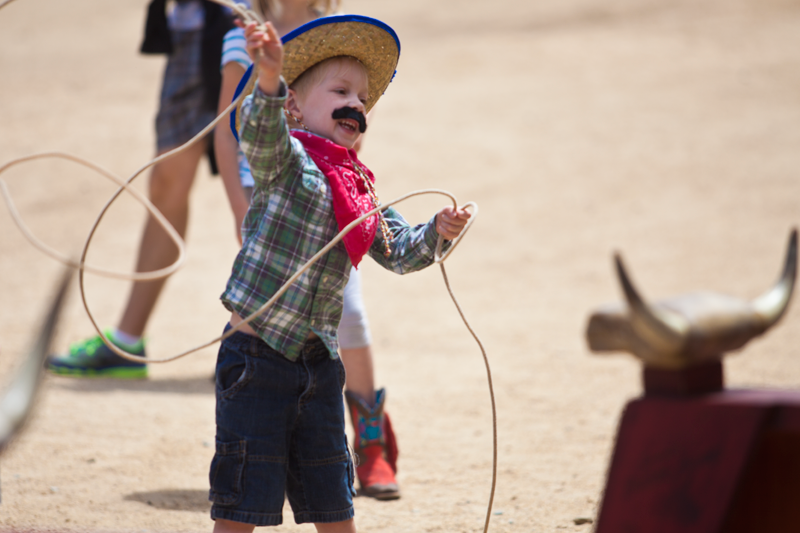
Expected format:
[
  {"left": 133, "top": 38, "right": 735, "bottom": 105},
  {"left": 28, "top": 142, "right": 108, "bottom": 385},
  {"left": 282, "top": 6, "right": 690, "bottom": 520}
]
[
  {"left": 243, "top": 21, "right": 283, "bottom": 96},
  {"left": 237, "top": 20, "right": 294, "bottom": 188}
]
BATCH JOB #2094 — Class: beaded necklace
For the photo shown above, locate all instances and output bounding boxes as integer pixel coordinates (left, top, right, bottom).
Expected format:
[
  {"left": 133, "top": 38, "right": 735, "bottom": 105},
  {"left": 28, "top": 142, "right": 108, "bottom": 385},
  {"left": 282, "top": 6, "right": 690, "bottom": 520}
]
[{"left": 351, "top": 158, "right": 392, "bottom": 258}]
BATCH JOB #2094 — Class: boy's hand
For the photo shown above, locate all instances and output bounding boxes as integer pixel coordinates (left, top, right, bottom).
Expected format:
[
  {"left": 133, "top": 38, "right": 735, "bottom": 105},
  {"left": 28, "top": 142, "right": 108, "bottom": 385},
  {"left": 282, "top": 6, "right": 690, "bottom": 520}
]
[
  {"left": 435, "top": 206, "right": 472, "bottom": 240},
  {"left": 242, "top": 20, "right": 283, "bottom": 96}
]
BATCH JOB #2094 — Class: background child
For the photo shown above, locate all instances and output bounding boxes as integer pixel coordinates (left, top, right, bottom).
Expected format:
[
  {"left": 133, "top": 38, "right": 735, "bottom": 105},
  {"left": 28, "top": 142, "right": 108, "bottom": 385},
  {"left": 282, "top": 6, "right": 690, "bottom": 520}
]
[
  {"left": 48, "top": 0, "right": 234, "bottom": 377},
  {"left": 215, "top": 0, "right": 401, "bottom": 500},
  {"left": 210, "top": 16, "right": 469, "bottom": 532}
]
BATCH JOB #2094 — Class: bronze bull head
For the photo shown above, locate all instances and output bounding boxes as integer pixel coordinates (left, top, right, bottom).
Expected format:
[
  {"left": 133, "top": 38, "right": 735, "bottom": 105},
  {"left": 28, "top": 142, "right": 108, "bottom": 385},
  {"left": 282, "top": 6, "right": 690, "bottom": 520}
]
[
  {"left": 0, "top": 267, "right": 71, "bottom": 454},
  {"left": 586, "top": 230, "right": 797, "bottom": 370}
]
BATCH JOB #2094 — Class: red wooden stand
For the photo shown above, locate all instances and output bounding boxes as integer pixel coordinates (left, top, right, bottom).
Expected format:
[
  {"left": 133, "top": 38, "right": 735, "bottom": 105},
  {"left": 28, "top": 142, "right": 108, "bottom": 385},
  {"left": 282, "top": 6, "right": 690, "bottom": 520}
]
[{"left": 595, "top": 361, "right": 800, "bottom": 533}]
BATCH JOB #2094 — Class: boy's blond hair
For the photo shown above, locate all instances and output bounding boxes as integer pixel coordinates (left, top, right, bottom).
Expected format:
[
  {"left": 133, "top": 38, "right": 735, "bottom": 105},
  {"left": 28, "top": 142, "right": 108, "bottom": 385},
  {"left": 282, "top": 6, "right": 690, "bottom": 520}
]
[
  {"left": 254, "top": 0, "right": 340, "bottom": 20},
  {"left": 290, "top": 56, "right": 366, "bottom": 98}
]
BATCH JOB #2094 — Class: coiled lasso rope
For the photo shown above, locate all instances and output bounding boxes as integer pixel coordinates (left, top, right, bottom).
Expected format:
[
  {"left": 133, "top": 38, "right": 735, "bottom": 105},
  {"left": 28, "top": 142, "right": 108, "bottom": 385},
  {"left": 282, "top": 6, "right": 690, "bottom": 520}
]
[{"left": 0, "top": 1, "right": 497, "bottom": 531}]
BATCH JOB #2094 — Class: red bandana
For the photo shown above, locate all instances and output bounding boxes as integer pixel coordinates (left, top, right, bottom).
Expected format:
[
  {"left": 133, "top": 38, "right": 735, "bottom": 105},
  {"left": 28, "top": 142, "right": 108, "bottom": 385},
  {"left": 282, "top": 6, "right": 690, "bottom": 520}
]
[{"left": 291, "top": 131, "right": 378, "bottom": 268}]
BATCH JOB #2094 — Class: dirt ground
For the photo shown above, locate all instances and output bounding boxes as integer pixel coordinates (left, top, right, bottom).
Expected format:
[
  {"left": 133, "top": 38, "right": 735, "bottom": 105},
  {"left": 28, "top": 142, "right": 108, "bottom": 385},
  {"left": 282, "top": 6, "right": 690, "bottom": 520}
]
[{"left": 1, "top": 0, "right": 800, "bottom": 531}]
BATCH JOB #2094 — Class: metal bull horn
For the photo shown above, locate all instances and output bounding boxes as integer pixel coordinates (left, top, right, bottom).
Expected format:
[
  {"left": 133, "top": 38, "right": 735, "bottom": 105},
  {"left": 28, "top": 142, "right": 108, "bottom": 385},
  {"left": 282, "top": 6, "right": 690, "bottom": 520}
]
[
  {"left": 0, "top": 267, "right": 72, "bottom": 454},
  {"left": 586, "top": 229, "right": 797, "bottom": 371}
]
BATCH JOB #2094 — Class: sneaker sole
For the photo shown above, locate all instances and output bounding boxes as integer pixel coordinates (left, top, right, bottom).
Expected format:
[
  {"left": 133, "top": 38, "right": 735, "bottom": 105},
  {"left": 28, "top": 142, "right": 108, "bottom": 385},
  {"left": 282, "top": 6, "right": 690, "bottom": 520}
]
[
  {"left": 359, "top": 485, "right": 401, "bottom": 501},
  {"left": 48, "top": 366, "right": 148, "bottom": 379}
]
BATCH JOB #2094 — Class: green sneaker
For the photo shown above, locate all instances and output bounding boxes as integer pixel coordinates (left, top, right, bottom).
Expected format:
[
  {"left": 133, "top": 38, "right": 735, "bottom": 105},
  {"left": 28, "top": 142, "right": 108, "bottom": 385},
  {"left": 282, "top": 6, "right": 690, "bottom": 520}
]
[{"left": 48, "top": 330, "right": 148, "bottom": 379}]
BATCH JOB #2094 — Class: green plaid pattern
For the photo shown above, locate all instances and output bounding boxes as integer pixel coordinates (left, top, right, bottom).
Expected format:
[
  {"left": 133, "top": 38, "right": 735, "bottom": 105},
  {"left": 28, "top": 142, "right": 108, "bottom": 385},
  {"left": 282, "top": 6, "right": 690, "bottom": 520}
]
[{"left": 221, "top": 83, "right": 445, "bottom": 361}]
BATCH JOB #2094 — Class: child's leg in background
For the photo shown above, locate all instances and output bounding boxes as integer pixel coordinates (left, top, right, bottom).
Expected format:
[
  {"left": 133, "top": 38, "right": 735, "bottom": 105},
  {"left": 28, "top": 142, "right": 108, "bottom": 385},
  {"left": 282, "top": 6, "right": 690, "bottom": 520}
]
[
  {"left": 338, "top": 268, "right": 375, "bottom": 404},
  {"left": 339, "top": 267, "right": 401, "bottom": 500},
  {"left": 47, "top": 27, "right": 214, "bottom": 378},
  {"left": 341, "top": 344, "right": 374, "bottom": 404},
  {"left": 117, "top": 140, "right": 206, "bottom": 337}
]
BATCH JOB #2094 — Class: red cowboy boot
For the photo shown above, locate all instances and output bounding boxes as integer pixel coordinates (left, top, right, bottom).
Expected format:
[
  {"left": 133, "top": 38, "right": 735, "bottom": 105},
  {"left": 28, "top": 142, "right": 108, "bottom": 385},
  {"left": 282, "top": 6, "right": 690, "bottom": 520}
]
[{"left": 345, "top": 388, "right": 400, "bottom": 500}]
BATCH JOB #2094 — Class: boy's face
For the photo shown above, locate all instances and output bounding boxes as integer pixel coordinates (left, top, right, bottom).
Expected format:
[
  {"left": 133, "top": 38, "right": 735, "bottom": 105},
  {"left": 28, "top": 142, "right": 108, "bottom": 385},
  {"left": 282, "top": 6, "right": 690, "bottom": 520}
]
[{"left": 288, "top": 58, "right": 369, "bottom": 149}]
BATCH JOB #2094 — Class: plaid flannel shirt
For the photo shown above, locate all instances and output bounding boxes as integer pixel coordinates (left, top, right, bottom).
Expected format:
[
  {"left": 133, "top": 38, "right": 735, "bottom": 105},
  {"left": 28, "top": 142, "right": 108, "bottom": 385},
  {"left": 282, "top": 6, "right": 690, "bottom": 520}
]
[{"left": 220, "top": 82, "right": 447, "bottom": 361}]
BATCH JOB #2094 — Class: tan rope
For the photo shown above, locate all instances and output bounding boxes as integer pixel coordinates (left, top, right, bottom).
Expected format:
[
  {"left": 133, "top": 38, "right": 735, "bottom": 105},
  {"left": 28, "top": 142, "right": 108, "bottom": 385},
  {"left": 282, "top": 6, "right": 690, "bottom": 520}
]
[
  {"left": 84, "top": 189, "right": 474, "bottom": 363},
  {"left": 439, "top": 261, "right": 497, "bottom": 533},
  {"left": 0, "top": 0, "right": 497, "bottom": 529},
  {"left": 0, "top": 153, "right": 185, "bottom": 281}
]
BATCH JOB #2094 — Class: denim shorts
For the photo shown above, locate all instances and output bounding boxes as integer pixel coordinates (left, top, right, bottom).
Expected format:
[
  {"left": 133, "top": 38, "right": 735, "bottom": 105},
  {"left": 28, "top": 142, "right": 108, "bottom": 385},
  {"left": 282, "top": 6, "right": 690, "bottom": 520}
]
[{"left": 209, "top": 325, "right": 356, "bottom": 526}]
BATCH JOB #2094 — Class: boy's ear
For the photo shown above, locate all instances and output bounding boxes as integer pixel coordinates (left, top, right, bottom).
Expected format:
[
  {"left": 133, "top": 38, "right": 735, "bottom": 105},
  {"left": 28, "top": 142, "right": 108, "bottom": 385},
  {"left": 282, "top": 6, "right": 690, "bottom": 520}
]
[{"left": 285, "top": 88, "right": 303, "bottom": 123}]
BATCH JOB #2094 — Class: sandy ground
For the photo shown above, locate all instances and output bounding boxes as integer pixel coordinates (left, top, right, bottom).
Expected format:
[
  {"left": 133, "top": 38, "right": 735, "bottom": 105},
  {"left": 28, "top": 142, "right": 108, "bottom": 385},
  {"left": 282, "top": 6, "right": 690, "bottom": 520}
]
[{"left": 1, "top": 0, "right": 800, "bottom": 531}]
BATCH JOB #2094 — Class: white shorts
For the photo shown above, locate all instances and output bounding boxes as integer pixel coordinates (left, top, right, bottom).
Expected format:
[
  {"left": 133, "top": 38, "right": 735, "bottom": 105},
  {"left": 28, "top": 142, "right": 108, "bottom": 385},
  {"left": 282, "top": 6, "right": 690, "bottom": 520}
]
[{"left": 338, "top": 267, "right": 371, "bottom": 350}]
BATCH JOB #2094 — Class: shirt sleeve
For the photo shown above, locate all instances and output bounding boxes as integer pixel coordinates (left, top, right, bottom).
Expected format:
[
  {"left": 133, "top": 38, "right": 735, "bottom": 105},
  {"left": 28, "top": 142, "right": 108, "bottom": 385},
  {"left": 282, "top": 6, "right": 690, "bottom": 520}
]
[
  {"left": 220, "top": 27, "right": 251, "bottom": 70},
  {"left": 367, "top": 208, "right": 452, "bottom": 274},
  {"left": 238, "top": 81, "right": 296, "bottom": 188}
]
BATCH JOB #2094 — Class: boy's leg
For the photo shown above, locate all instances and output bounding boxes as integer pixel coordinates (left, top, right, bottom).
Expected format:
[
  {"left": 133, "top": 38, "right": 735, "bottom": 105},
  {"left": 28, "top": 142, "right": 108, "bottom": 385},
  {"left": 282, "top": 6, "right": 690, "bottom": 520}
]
[
  {"left": 211, "top": 329, "right": 293, "bottom": 526},
  {"left": 315, "top": 519, "right": 357, "bottom": 533},
  {"left": 287, "top": 344, "right": 356, "bottom": 525},
  {"left": 213, "top": 518, "right": 255, "bottom": 533}
]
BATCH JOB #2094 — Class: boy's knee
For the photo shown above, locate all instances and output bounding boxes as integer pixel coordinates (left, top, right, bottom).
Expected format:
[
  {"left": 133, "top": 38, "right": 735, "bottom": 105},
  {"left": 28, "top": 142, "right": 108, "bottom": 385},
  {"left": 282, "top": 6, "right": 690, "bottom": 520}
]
[
  {"left": 314, "top": 518, "right": 356, "bottom": 533},
  {"left": 212, "top": 518, "right": 256, "bottom": 533}
]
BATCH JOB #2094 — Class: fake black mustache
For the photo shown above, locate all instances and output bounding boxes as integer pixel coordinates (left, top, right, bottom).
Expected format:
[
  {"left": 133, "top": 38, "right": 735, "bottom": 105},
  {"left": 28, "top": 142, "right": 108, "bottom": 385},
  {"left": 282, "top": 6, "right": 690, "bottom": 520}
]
[{"left": 332, "top": 107, "right": 367, "bottom": 133}]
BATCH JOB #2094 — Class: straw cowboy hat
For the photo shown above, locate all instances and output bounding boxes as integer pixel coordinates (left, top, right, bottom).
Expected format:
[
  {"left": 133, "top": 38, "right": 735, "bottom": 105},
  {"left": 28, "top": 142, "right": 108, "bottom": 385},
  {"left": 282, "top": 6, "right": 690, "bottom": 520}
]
[
  {"left": 282, "top": 14, "right": 400, "bottom": 112},
  {"left": 231, "top": 14, "right": 401, "bottom": 137}
]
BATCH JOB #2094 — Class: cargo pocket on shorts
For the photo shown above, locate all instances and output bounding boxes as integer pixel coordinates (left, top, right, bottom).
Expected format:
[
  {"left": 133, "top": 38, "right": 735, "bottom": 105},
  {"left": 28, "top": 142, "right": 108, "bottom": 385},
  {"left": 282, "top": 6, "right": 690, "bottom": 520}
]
[
  {"left": 345, "top": 436, "right": 357, "bottom": 497},
  {"left": 209, "top": 440, "right": 246, "bottom": 506}
]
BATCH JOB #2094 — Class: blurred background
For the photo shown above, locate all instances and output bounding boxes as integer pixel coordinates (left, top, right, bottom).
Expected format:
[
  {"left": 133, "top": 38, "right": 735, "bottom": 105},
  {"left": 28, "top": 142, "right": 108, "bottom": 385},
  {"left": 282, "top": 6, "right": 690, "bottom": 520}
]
[{"left": 0, "top": 0, "right": 799, "bottom": 531}]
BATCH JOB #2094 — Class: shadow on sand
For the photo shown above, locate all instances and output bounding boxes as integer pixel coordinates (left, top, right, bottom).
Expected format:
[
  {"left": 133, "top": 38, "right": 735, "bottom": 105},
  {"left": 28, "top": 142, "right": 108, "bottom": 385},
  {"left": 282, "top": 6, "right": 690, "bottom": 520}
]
[
  {"left": 124, "top": 489, "right": 211, "bottom": 512},
  {"left": 47, "top": 375, "right": 215, "bottom": 395}
]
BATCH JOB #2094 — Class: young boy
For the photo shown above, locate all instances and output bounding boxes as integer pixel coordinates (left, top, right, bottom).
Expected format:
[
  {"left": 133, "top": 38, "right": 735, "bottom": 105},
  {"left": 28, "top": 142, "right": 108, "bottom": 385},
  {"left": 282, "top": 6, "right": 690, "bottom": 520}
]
[{"left": 209, "top": 15, "right": 470, "bottom": 533}]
